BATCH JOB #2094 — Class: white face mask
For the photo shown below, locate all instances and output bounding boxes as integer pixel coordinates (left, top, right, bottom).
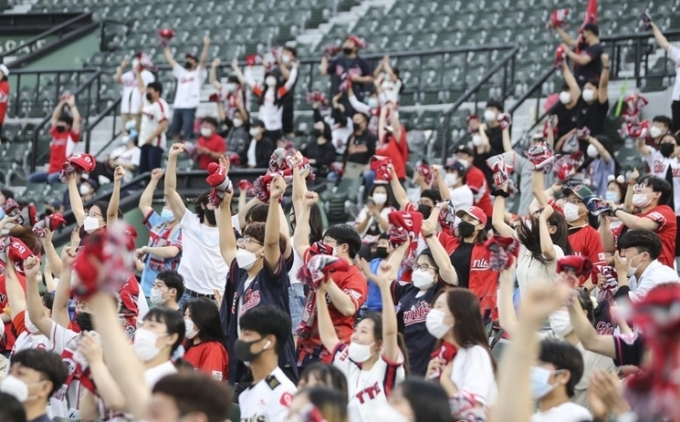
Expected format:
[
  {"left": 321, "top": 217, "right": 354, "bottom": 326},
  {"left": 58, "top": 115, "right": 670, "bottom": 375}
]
[
  {"left": 121, "top": 136, "right": 131, "bottom": 145},
  {"left": 411, "top": 269, "right": 435, "bottom": 290},
  {"left": 232, "top": 118, "right": 243, "bottom": 128},
  {"left": 249, "top": 128, "right": 260, "bottom": 138},
  {"left": 0, "top": 375, "right": 34, "bottom": 402},
  {"left": 132, "top": 58, "right": 140, "bottom": 69},
  {"left": 483, "top": 110, "right": 497, "bottom": 122},
  {"left": 472, "top": 134, "right": 483, "bottom": 146},
  {"left": 368, "top": 98, "right": 378, "bottom": 109},
  {"left": 425, "top": 309, "right": 453, "bottom": 339},
  {"left": 548, "top": 310, "right": 573, "bottom": 337},
  {"left": 559, "top": 91, "right": 572, "bottom": 104},
  {"left": 582, "top": 89, "right": 595, "bottom": 102},
  {"left": 83, "top": 216, "right": 100, "bottom": 233},
  {"left": 184, "top": 319, "right": 198, "bottom": 340},
  {"left": 586, "top": 144, "right": 598, "bottom": 158},
  {"left": 133, "top": 328, "right": 163, "bottom": 362},
  {"left": 632, "top": 193, "right": 652, "bottom": 208},
  {"left": 265, "top": 76, "right": 277, "bottom": 87},
  {"left": 225, "top": 83, "right": 237, "bottom": 93},
  {"left": 347, "top": 341, "right": 374, "bottom": 363},
  {"left": 282, "top": 55, "right": 291, "bottom": 64},
  {"left": 149, "top": 288, "right": 167, "bottom": 306},
  {"left": 235, "top": 248, "right": 258, "bottom": 270},
  {"left": 79, "top": 184, "right": 91, "bottom": 196},
  {"left": 457, "top": 158, "right": 470, "bottom": 169},
  {"left": 650, "top": 126, "right": 663, "bottom": 139},
  {"left": 445, "top": 173, "right": 458, "bottom": 187},
  {"left": 200, "top": 127, "right": 212, "bottom": 137},
  {"left": 563, "top": 202, "right": 582, "bottom": 222},
  {"left": 624, "top": 254, "right": 643, "bottom": 277},
  {"left": 372, "top": 193, "right": 387, "bottom": 205}
]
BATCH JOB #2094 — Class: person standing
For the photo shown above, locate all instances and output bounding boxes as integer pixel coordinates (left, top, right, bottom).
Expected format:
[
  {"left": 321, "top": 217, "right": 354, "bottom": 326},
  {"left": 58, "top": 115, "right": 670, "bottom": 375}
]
[
  {"left": 164, "top": 37, "right": 210, "bottom": 141},
  {"left": 114, "top": 54, "right": 155, "bottom": 134},
  {"left": 0, "top": 65, "right": 9, "bottom": 140},
  {"left": 320, "top": 35, "right": 373, "bottom": 115},
  {"left": 650, "top": 20, "right": 680, "bottom": 133},
  {"left": 136, "top": 78, "right": 169, "bottom": 174},
  {"left": 558, "top": 23, "right": 603, "bottom": 87}
]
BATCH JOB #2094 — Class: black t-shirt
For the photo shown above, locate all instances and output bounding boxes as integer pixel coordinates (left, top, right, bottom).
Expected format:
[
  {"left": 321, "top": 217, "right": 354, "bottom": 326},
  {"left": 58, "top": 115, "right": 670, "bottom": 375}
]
[
  {"left": 272, "top": 67, "right": 297, "bottom": 106},
  {"left": 574, "top": 43, "right": 603, "bottom": 85},
  {"left": 594, "top": 299, "right": 616, "bottom": 336},
  {"left": 613, "top": 332, "right": 645, "bottom": 366},
  {"left": 486, "top": 125, "right": 503, "bottom": 156},
  {"left": 327, "top": 55, "right": 372, "bottom": 101},
  {"left": 576, "top": 97, "right": 609, "bottom": 136},
  {"left": 344, "top": 130, "right": 377, "bottom": 165},
  {"left": 449, "top": 242, "right": 474, "bottom": 288},
  {"left": 549, "top": 102, "right": 579, "bottom": 140},
  {"left": 30, "top": 415, "right": 53, "bottom": 422}
]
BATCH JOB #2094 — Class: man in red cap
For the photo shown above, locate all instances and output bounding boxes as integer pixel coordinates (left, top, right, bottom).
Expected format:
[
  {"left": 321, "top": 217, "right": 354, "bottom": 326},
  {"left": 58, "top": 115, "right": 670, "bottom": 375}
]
[{"left": 320, "top": 34, "right": 373, "bottom": 115}]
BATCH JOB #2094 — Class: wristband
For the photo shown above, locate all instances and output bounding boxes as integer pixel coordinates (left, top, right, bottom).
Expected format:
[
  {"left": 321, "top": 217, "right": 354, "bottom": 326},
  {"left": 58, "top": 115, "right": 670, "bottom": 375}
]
[{"left": 424, "top": 233, "right": 434, "bottom": 239}]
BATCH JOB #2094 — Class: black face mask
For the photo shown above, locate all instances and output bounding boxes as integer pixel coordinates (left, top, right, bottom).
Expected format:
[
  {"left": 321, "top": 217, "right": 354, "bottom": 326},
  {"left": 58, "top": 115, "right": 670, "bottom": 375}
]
[
  {"left": 375, "top": 246, "right": 389, "bottom": 259},
  {"left": 354, "top": 124, "right": 365, "bottom": 134},
  {"left": 75, "top": 312, "right": 93, "bottom": 332},
  {"left": 660, "top": 142, "right": 675, "bottom": 158},
  {"left": 56, "top": 125, "right": 66, "bottom": 133},
  {"left": 417, "top": 204, "right": 432, "bottom": 219},
  {"left": 146, "top": 92, "right": 153, "bottom": 102},
  {"left": 343, "top": 47, "right": 354, "bottom": 55},
  {"left": 458, "top": 221, "right": 477, "bottom": 238},
  {"left": 235, "top": 338, "right": 269, "bottom": 362},
  {"left": 184, "top": 61, "right": 194, "bottom": 70},
  {"left": 312, "top": 129, "right": 322, "bottom": 138},
  {"left": 204, "top": 208, "right": 217, "bottom": 226}
]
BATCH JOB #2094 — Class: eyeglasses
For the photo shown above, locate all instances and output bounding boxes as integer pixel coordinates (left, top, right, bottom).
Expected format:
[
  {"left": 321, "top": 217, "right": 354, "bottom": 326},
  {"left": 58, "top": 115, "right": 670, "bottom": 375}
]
[
  {"left": 86, "top": 211, "right": 102, "bottom": 218},
  {"left": 412, "top": 264, "right": 437, "bottom": 272},
  {"left": 564, "top": 197, "right": 583, "bottom": 205},
  {"left": 237, "top": 237, "right": 262, "bottom": 247}
]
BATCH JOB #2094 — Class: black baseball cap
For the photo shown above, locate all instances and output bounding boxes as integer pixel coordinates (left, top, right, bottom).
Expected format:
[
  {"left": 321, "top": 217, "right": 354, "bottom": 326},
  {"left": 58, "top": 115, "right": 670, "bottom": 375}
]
[
  {"left": 251, "top": 118, "right": 265, "bottom": 128},
  {"left": 455, "top": 145, "right": 475, "bottom": 157}
]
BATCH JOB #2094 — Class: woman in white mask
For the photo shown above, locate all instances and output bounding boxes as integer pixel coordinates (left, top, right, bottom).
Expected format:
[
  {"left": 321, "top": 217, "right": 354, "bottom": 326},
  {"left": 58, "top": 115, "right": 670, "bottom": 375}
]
[
  {"left": 316, "top": 260, "right": 406, "bottom": 422},
  {"left": 181, "top": 298, "right": 228, "bottom": 381},
  {"left": 425, "top": 288, "right": 497, "bottom": 411},
  {"left": 584, "top": 135, "right": 616, "bottom": 198},
  {"left": 575, "top": 54, "right": 610, "bottom": 138},
  {"left": 355, "top": 184, "right": 396, "bottom": 244},
  {"left": 65, "top": 172, "right": 121, "bottom": 242},
  {"left": 551, "top": 62, "right": 581, "bottom": 151},
  {"left": 439, "top": 161, "right": 473, "bottom": 212},
  {"left": 132, "top": 307, "right": 184, "bottom": 387}
]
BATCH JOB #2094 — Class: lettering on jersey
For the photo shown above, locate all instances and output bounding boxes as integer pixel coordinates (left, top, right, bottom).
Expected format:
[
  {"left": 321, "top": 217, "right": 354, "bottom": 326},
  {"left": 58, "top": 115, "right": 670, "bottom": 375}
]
[
  {"left": 598, "top": 253, "right": 606, "bottom": 261},
  {"left": 280, "top": 392, "right": 293, "bottom": 407},
  {"left": 241, "top": 289, "right": 261, "bottom": 315},
  {"left": 355, "top": 381, "right": 382, "bottom": 404},
  {"left": 471, "top": 257, "right": 490, "bottom": 270},
  {"left": 266, "top": 375, "right": 281, "bottom": 390},
  {"left": 0, "top": 292, "right": 6, "bottom": 304},
  {"left": 595, "top": 321, "right": 615, "bottom": 335},
  {"left": 180, "top": 76, "right": 196, "bottom": 84},
  {"left": 652, "top": 162, "right": 680, "bottom": 177},
  {"left": 63, "top": 357, "right": 77, "bottom": 375},
  {"left": 402, "top": 301, "right": 430, "bottom": 327},
  {"left": 646, "top": 212, "right": 666, "bottom": 226},
  {"left": 343, "top": 289, "right": 363, "bottom": 303},
  {"left": 52, "top": 384, "right": 68, "bottom": 400},
  {"left": 211, "top": 370, "right": 223, "bottom": 381},
  {"left": 240, "top": 416, "right": 266, "bottom": 422}
]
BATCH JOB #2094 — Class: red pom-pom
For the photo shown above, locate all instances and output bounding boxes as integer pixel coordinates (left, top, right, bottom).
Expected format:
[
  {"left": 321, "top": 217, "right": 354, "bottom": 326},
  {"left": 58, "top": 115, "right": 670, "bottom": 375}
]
[
  {"left": 32, "top": 213, "right": 67, "bottom": 238},
  {"left": 158, "top": 28, "right": 175, "bottom": 39},
  {"left": 556, "top": 255, "right": 593, "bottom": 286},
  {"left": 484, "top": 235, "right": 520, "bottom": 271},
  {"left": 369, "top": 155, "right": 392, "bottom": 183}
]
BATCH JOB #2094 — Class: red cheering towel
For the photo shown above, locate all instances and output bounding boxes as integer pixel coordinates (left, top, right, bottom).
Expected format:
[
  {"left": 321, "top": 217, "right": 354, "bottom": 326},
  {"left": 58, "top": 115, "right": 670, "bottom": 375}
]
[
  {"left": 237, "top": 179, "right": 254, "bottom": 195},
  {"left": 595, "top": 265, "right": 618, "bottom": 303},
  {"left": 484, "top": 235, "right": 520, "bottom": 271},
  {"left": 554, "top": 44, "right": 567, "bottom": 67},
  {"left": 306, "top": 91, "right": 328, "bottom": 110},
  {"left": 346, "top": 34, "right": 368, "bottom": 49},
  {"left": 388, "top": 210, "right": 422, "bottom": 243},
  {"left": 321, "top": 44, "right": 342, "bottom": 59},
  {"left": 61, "top": 346, "right": 97, "bottom": 394},
  {"left": 0, "top": 236, "right": 35, "bottom": 274},
  {"left": 556, "top": 255, "right": 593, "bottom": 286},
  {"left": 437, "top": 200, "right": 457, "bottom": 232},
  {"left": 32, "top": 213, "right": 67, "bottom": 238},
  {"left": 72, "top": 222, "right": 136, "bottom": 299},
  {"left": 619, "top": 120, "right": 649, "bottom": 139},
  {"left": 622, "top": 94, "right": 649, "bottom": 123},
  {"left": 370, "top": 155, "right": 392, "bottom": 183},
  {"left": 497, "top": 112, "right": 512, "bottom": 130},
  {"left": 59, "top": 153, "right": 96, "bottom": 183},
  {"left": 414, "top": 161, "right": 433, "bottom": 186},
  {"left": 548, "top": 8, "right": 570, "bottom": 29},
  {"left": 2, "top": 198, "right": 19, "bottom": 217},
  {"left": 245, "top": 54, "right": 262, "bottom": 66},
  {"left": 466, "top": 114, "right": 479, "bottom": 133},
  {"left": 297, "top": 254, "right": 349, "bottom": 292},
  {"left": 206, "top": 162, "right": 233, "bottom": 207},
  {"left": 296, "top": 241, "right": 337, "bottom": 340},
  {"left": 429, "top": 341, "right": 457, "bottom": 380}
]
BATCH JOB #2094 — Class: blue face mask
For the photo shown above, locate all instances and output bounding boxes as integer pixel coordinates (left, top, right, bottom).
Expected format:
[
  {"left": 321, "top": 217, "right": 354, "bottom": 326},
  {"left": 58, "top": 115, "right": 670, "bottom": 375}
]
[
  {"left": 160, "top": 209, "right": 175, "bottom": 223},
  {"left": 605, "top": 191, "right": 619, "bottom": 203},
  {"left": 0, "top": 209, "right": 5, "bottom": 220},
  {"left": 530, "top": 366, "right": 560, "bottom": 400}
]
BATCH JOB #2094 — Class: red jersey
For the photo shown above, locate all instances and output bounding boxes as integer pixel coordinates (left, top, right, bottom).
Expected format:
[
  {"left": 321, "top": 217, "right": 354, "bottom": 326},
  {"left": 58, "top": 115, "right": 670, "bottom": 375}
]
[
  {"left": 449, "top": 238, "right": 499, "bottom": 319},
  {"left": 48, "top": 125, "right": 80, "bottom": 173},
  {"left": 0, "top": 273, "right": 26, "bottom": 353},
  {"left": 466, "top": 166, "right": 493, "bottom": 218},
  {"left": 613, "top": 205, "right": 677, "bottom": 268},
  {"left": 0, "top": 80, "right": 9, "bottom": 124},
  {"left": 568, "top": 225, "right": 606, "bottom": 266},
  {"left": 196, "top": 133, "right": 226, "bottom": 170},
  {"left": 395, "top": 129, "right": 408, "bottom": 163},
  {"left": 184, "top": 341, "right": 229, "bottom": 381},
  {"left": 298, "top": 263, "right": 367, "bottom": 364},
  {"left": 376, "top": 135, "right": 406, "bottom": 180}
]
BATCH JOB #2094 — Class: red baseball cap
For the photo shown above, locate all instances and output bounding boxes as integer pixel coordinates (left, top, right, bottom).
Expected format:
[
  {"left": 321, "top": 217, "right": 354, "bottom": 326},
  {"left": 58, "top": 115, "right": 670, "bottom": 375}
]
[{"left": 456, "top": 206, "right": 487, "bottom": 226}]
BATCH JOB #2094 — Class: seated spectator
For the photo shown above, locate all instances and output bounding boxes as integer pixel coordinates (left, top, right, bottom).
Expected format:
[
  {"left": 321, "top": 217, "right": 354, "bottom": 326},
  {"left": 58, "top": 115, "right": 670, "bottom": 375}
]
[
  {"left": 28, "top": 95, "right": 80, "bottom": 185},
  {"left": 182, "top": 298, "right": 228, "bottom": 381},
  {"left": 148, "top": 271, "right": 184, "bottom": 312},
  {"left": 91, "top": 127, "right": 141, "bottom": 184},
  {"left": 301, "top": 120, "right": 337, "bottom": 178},
  {"left": 193, "top": 117, "right": 226, "bottom": 170},
  {"left": 354, "top": 184, "right": 396, "bottom": 245},
  {"left": 114, "top": 54, "right": 155, "bottom": 135},
  {"left": 245, "top": 119, "right": 275, "bottom": 168},
  {"left": 557, "top": 23, "right": 603, "bottom": 87}
]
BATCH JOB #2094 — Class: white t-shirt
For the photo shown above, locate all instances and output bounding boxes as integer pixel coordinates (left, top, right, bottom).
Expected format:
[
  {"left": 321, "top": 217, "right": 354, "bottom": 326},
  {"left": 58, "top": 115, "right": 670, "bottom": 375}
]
[
  {"left": 572, "top": 342, "right": 615, "bottom": 409},
  {"left": 354, "top": 205, "right": 395, "bottom": 240},
  {"left": 119, "top": 70, "right": 155, "bottom": 114},
  {"left": 668, "top": 46, "right": 680, "bottom": 101},
  {"left": 531, "top": 401, "right": 592, "bottom": 422},
  {"left": 333, "top": 344, "right": 406, "bottom": 422},
  {"left": 48, "top": 323, "right": 82, "bottom": 419},
  {"left": 448, "top": 185, "right": 474, "bottom": 212},
  {"left": 449, "top": 345, "right": 497, "bottom": 406},
  {"left": 628, "top": 259, "right": 680, "bottom": 303},
  {"left": 288, "top": 250, "right": 303, "bottom": 286},
  {"left": 109, "top": 145, "right": 141, "bottom": 180},
  {"left": 177, "top": 211, "right": 229, "bottom": 295},
  {"left": 516, "top": 241, "right": 565, "bottom": 296},
  {"left": 642, "top": 145, "right": 680, "bottom": 216},
  {"left": 239, "top": 367, "right": 297, "bottom": 422},
  {"left": 381, "top": 78, "right": 402, "bottom": 104},
  {"left": 172, "top": 65, "right": 207, "bottom": 109},
  {"left": 144, "top": 360, "right": 178, "bottom": 387},
  {"left": 140, "top": 96, "right": 170, "bottom": 149}
]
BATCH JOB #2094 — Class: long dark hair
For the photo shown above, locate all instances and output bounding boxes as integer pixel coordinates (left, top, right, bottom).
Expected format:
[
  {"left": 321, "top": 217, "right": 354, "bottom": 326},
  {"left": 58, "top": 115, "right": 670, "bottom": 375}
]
[
  {"left": 183, "top": 298, "right": 227, "bottom": 352},
  {"left": 368, "top": 183, "right": 394, "bottom": 209},
  {"left": 516, "top": 211, "right": 572, "bottom": 264},
  {"left": 303, "top": 387, "right": 348, "bottom": 422},
  {"left": 445, "top": 289, "right": 496, "bottom": 372},
  {"left": 300, "top": 363, "right": 349, "bottom": 401},
  {"left": 397, "top": 378, "right": 451, "bottom": 422},
  {"left": 257, "top": 71, "right": 287, "bottom": 107},
  {"left": 357, "top": 312, "right": 410, "bottom": 375}
]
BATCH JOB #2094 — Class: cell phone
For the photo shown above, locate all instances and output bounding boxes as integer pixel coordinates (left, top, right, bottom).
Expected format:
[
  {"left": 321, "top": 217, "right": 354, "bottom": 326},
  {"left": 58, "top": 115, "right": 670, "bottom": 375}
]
[{"left": 367, "top": 197, "right": 375, "bottom": 205}]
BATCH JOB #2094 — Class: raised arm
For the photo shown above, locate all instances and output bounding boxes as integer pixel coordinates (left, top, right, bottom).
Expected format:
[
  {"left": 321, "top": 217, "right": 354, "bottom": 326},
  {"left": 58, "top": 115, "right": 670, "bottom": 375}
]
[
  {"left": 292, "top": 161, "right": 314, "bottom": 258},
  {"left": 209, "top": 58, "right": 222, "bottom": 90},
  {"left": 562, "top": 60, "right": 581, "bottom": 100},
  {"left": 107, "top": 166, "right": 125, "bottom": 225},
  {"left": 598, "top": 53, "right": 610, "bottom": 103},
  {"left": 51, "top": 100, "right": 67, "bottom": 126},
  {"left": 77, "top": 332, "right": 127, "bottom": 411},
  {"left": 316, "top": 280, "right": 341, "bottom": 352},
  {"left": 199, "top": 36, "right": 210, "bottom": 69},
  {"left": 264, "top": 176, "right": 286, "bottom": 271},
  {"left": 24, "top": 257, "right": 54, "bottom": 338},
  {"left": 5, "top": 260, "right": 26, "bottom": 320},
  {"left": 599, "top": 215, "right": 615, "bottom": 253},
  {"left": 320, "top": 56, "right": 329, "bottom": 75},
  {"left": 651, "top": 22, "right": 672, "bottom": 51},
  {"left": 52, "top": 247, "right": 77, "bottom": 328},
  {"left": 67, "top": 173, "right": 86, "bottom": 227},
  {"left": 537, "top": 206, "right": 557, "bottom": 261},
  {"left": 421, "top": 218, "right": 459, "bottom": 286},
  {"left": 136, "top": 65, "right": 146, "bottom": 94},
  {"left": 378, "top": 101, "right": 388, "bottom": 145},
  {"left": 164, "top": 143, "right": 188, "bottom": 222},
  {"left": 281, "top": 62, "right": 298, "bottom": 92},
  {"left": 586, "top": 136, "right": 611, "bottom": 162},
  {"left": 347, "top": 84, "right": 371, "bottom": 115},
  {"left": 65, "top": 95, "right": 81, "bottom": 134},
  {"left": 139, "top": 168, "right": 163, "bottom": 216},
  {"left": 567, "top": 295, "right": 615, "bottom": 358},
  {"left": 215, "top": 158, "right": 237, "bottom": 266},
  {"left": 114, "top": 58, "right": 128, "bottom": 84},
  {"left": 492, "top": 186, "right": 515, "bottom": 237},
  {"left": 389, "top": 165, "right": 409, "bottom": 209},
  {"left": 376, "top": 262, "right": 399, "bottom": 362},
  {"left": 497, "top": 264, "right": 519, "bottom": 336},
  {"left": 163, "top": 46, "right": 178, "bottom": 69},
  {"left": 555, "top": 27, "right": 578, "bottom": 47}
]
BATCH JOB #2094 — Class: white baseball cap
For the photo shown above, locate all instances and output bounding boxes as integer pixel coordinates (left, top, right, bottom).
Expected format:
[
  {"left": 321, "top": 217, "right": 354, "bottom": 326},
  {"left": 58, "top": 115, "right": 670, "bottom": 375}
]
[{"left": 0, "top": 64, "right": 9, "bottom": 77}]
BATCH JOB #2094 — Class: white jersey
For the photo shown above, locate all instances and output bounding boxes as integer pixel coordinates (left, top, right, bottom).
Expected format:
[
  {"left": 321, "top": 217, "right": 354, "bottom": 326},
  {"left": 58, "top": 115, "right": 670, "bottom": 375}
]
[
  {"left": 119, "top": 69, "right": 155, "bottom": 114},
  {"left": 139, "top": 96, "right": 170, "bottom": 149},
  {"left": 642, "top": 145, "right": 680, "bottom": 216},
  {"left": 238, "top": 367, "right": 296, "bottom": 422},
  {"left": 332, "top": 343, "right": 405, "bottom": 422},
  {"left": 48, "top": 322, "right": 82, "bottom": 420}
]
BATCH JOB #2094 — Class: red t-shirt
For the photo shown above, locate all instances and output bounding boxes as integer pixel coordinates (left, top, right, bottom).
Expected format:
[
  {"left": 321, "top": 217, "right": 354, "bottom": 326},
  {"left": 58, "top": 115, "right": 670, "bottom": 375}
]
[
  {"left": 298, "top": 263, "right": 367, "bottom": 363},
  {"left": 466, "top": 166, "right": 493, "bottom": 218},
  {"left": 48, "top": 125, "right": 80, "bottom": 173},
  {"left": 0, "top": 80, "right": 9, "bottom": 124},
  {"left": 568, "top": 225, "right": 606, "bottom": 267},
  {"left": 183, "top": 341, "right": 229, "bottom": 381},
  {"left": 196, "top": 133, "right": 226, "bottom": 170},
  {"left": 395, "top": 129, "right": 408, "bottom": 163},
  {"left": 0, "top": 273, "right": 26, "bottom": 353},
  {"left": 376, "top": 135, "right": 406, "bottom": 180},
  {"left": 612, "top": 205, "right": 677, "bottom": 268}
]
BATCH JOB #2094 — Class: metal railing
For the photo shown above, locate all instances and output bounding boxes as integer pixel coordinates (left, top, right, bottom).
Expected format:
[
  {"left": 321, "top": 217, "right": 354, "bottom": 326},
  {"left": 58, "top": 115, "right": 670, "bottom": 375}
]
[
  {"left": 31, "top": 69, "right": 104, "bottom": 171},
  {"left": 441, "top": 45, "right": 520, "bottom": 158},
  {"left": 89, "top": 96, "right": 122, "bottom": 156},
  {"left": 0, "top": 13, "right": 93, "bottom": 65}
]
